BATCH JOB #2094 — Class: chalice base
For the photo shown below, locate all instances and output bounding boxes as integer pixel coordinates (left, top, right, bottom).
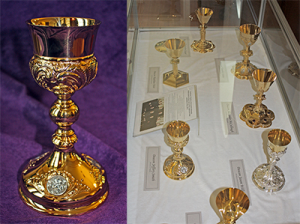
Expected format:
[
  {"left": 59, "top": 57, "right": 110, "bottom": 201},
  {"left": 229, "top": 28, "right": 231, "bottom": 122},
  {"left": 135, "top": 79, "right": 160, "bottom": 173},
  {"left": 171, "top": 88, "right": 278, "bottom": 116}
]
[
  {"left": 191, "top": 40, "right": 215, "bottom": 53},
  {"left": 232, "top": 62, "right": 257, "bottom": 80},
  {"left": 163, "top": 153, "right": 195, "bottom": 180},
  {"left": 18, "top": 148, "right": 109, "bottom": 216},
  {"left": 239, "top": 103, "right": 275, "bottom": 128},
  {"left": 252, "top": 163, "right": 285, "bottom": 192},
  {"left": 163, "top": 70, "right": 189, "bottom": 88}
]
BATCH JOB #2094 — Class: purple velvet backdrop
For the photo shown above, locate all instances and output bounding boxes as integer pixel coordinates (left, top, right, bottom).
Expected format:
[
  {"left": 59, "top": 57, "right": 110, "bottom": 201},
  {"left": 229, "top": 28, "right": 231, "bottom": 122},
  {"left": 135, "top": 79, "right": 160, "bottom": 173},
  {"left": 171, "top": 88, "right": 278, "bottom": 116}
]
[{"left": 0, "top": 1, "right": 127, "bottom": 223}]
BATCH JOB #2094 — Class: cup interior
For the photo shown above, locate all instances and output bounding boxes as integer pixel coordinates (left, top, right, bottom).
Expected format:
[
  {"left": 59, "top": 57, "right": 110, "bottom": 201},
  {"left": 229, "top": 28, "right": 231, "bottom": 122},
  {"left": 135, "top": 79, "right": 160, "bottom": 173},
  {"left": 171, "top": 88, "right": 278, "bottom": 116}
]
[
  {"left": 166, "top": 121, "right": 190, "bottom": 138},
  {"left": 252, "top": 69, "right": 277, "bottom": 83},
  {"left": 28, "top": 17, "right": 100, "bottom": 27},
  {"left": 240, "top": 24, "right": 261, "bottom": 36},
  {"left": 268, "top": 129, "right": 291, "bottom": 146},
  {"left": 197, "top": 7, "right": 213, "bottom": 17},
  {"left": 165, "top": 39, "right": 185, "bottom": 50}
]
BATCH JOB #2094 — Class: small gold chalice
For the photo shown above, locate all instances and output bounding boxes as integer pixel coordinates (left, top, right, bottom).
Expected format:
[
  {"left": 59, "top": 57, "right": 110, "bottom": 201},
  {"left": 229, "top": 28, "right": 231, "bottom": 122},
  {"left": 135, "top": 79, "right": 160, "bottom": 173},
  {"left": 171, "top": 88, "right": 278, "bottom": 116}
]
[
  {"left": 252, "top": 129, "right": 291, "bottom": 192},
  {"left": 155, "top": 38, "right": 189, "bottom": 88},
  {"left": 190, "top": 7, "right": 215, "bottom": 53},
  {"left": 19, "top": 17, "right": 108, "bottom": 216},
  {"left": 233, "top": 24, "right": 261, "bottom": 79},
  {"left": 163, "top": 121, "right": 195, "bottom": 180},
  {"left": 216, "top": 188, "right": 250, "bottom": 224},
  {"left": 240, "top": 69, "right": 277, "bottom": 128}
]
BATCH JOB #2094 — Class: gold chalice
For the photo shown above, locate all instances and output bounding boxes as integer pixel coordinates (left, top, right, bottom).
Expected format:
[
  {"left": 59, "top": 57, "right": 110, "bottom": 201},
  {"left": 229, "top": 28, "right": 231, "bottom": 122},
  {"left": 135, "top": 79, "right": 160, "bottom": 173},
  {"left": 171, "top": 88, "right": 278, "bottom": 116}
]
[
  {"left": 18, "top": 17, "right": 108, "bottom": 216},
  {"left": 233, "top": 24, "right": 261, "bottom": 79},
  {"left": 190, "top": 7, "right": 215, "bottom": 53},
  {"left": 216, "top": 188, "right": 250, "bottom": 224},
  {"left": 163, "top": 121, "right": 195, "bottom": 180},
  {"left": 155, "top": 38, "right": 189, "bottom": 88},
  {"left": 252, "top": 129, "right": 291, "bottom": 192},
  {"left": 240, "top": 69, "right": 277, "bottom": 128}
]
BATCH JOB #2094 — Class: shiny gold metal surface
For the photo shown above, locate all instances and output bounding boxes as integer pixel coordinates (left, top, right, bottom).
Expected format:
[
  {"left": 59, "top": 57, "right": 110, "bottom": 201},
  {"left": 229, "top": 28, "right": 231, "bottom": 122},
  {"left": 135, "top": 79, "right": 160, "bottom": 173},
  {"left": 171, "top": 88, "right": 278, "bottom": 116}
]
[
  {"left": 155, "top": 39, "right": 189, "bottom": 88},
  {"left": 163, "top": 121, "right": 194, "bottom": 180},
  {"left": 19, "top": 17, "right": 108, "bottom": 216},
  {"left": 240, "top": 69, "right": 277, "bottom": 128},
  {"left": 233, "top": 24, "right": 261, "bottom": 79},
  {"left": 190, "top": 7, "right": 215, "bottom": 53},
  {"left": 216, "top": 188, "right": 249, "bottom": 224},
  {"left": 252, "top": 129, "right": 291, "bottom": 192}
]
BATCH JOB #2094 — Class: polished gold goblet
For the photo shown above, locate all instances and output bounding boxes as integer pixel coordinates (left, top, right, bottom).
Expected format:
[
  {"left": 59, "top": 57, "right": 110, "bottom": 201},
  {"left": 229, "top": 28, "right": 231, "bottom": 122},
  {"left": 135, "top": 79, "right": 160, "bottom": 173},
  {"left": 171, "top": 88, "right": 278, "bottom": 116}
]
[
  {"left": 19, "top": 17, "right": 108, "bottom": 216},
  {"left": 216, "top": 188, "right": 250, "bottom": 224},
  {"left": 155, "top": 38, "right": 189, "bottom": 88},
  {"left": 252, "top": 129, "right": 291, "bottom": 192},
  {"left": 163, "top": 121, "right": 195, "bottom": 180},
  {"left": 233, "top": 24, "right": 261, "bottom": 79},
  {"left": 240, "top": 69, "right": 277, "bottom": 128},
  {"left": 190, "top": 7, "right": 215, "bottom": 53}
]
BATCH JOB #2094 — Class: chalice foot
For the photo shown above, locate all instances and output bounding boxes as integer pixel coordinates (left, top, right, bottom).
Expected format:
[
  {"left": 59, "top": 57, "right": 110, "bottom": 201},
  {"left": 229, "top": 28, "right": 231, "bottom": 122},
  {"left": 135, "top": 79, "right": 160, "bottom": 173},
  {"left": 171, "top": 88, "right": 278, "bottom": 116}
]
[
  {"left": 191, "top": 40, "right": 215, "bottom": 53},
  {"left": 232, "top": 62, "right": 257, "bottom": 80},
  {"left": 163, "top": 153, "right": 195, "bottom": 180},
  {"left": 163, "top": 70, "right": 189, "bottom": 88},
  {"left": 252, "top": 163, "right": 285, "bottom": 192},
  {"left": 239, "top": 103, "right": 275, "bottom": 128}
]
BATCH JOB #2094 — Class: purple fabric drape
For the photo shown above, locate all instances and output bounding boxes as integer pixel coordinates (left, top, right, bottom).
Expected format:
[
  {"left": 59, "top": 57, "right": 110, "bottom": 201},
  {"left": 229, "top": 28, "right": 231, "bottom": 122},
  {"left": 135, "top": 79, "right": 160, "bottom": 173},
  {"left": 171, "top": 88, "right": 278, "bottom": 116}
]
[{"left": 1, "top": 1, "right": 127, "bottom": 223}]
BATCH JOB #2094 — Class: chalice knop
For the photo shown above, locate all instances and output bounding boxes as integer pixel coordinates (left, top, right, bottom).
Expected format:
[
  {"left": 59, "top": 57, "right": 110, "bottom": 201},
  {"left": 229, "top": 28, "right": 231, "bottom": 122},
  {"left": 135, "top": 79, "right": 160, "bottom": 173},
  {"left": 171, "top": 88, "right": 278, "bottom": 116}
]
[
  {"left": 155, "top": 38, "right": 189, "bottom": 88},
  {"left": 216, "top": 188, "right": 250, "bottom": 224},
  {"left": 163, "top": 121, "right": 194, "bottom": 180},
  {"left": 233, "top": 24, "right": 261, "bottom": 79},
  {"left": 190, "top": 7, "right": 215, "bottom": 53},
  {"left": 19, "top": 17, "right": 108, "bottom": 216},
  {"left": 240, "top": 69, "right": 277, "bottom": 128},
  {"left": 252, "top": 129, "right": 291, "bottom": 192}
]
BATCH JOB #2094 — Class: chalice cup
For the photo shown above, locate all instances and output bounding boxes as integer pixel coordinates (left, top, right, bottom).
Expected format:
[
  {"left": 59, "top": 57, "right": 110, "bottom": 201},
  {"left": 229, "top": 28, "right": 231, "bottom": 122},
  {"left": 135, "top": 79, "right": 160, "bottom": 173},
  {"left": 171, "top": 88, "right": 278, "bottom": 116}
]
[
  {"left": 240, "top": 69, "right": 277, "bottom": 128},
  {"left": 216, "top": 188, "right": 250, "bottom": 224},
  {"left": 163, "top": 121, "right": 195, "bottom": 180},
  {"left": 18, "top": 17, "right": 109, "bottom": 216},
  {"left": 252, "top": 129, "right": 291, "bottom": 192},
  {"left": 233, "top": 24, "right": 261, "bottom": 79},
  {"left": 190, "top": 7, "right": 215, "bottom": 53},
  {"left": 155, "top": 38, "right": 189, "bottom": 88}
]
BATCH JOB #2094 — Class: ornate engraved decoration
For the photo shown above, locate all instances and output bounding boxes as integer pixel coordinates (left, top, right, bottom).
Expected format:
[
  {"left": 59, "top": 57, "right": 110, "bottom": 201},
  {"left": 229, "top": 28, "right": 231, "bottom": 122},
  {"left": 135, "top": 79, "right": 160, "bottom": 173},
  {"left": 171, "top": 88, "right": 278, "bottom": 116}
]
[
  {"left": 29, "top": 55, "right": 98, "bottom": 96},
  {"left": 23, "top": 152, "right": 50, "bottom": 174},
  {"left": 83, "top": 154, "right": 106, "bottom": 186},
  {"left": 26, "top": 170, "right": 90, "bottom": 201}
]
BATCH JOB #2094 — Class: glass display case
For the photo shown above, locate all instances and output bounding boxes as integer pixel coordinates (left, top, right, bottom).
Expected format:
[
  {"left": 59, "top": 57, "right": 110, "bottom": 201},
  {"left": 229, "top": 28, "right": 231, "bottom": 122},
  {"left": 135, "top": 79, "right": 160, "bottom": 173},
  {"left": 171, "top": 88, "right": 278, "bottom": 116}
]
[{"left": 127, "top": 0, "right": 299, "bottom": 223}]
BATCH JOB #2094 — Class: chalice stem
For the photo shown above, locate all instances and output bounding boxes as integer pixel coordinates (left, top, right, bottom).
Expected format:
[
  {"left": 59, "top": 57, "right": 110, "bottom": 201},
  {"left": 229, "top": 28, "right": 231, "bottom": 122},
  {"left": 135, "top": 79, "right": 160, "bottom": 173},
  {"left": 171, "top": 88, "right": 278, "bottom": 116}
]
[
  {"left": 254, "top": 92, "right": 264, "bottom": 113},
  {"left": 200, "top": 25, "right": 206, "bottom": 43},
  {"left": 172, "top": 60, "right": 179, "bottom": 78},
  {"left": 242, "top": 46, "right": 250, "bottom": 64}
]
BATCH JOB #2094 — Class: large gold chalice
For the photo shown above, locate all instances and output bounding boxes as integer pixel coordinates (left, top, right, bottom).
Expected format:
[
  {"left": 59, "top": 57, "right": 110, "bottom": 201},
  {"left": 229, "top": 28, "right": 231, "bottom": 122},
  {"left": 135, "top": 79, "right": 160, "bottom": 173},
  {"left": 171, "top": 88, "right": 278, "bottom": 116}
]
[
  {"left": 233, "top": 24, "right": 261, "bottom": 80},
  {"left": 190, "top": 7, "right": 215, "bottom": 53},
  {"left": 18, "top": 17, "right": 108, "bottom": 216},
  {"left": 163, "top": 120, "right": 194, "bottom": 180},
  {"left": 252, "top": 129, "right": 291, "bottom": 192},
  {"left": 240, "top": 69, "right": 277, "bottom": 128},
  {"left": 155, "top": 38, "right": 189, "bottom": 88},
  {"left": 216, "top": 188, "right": 250, "bottom": 224}
]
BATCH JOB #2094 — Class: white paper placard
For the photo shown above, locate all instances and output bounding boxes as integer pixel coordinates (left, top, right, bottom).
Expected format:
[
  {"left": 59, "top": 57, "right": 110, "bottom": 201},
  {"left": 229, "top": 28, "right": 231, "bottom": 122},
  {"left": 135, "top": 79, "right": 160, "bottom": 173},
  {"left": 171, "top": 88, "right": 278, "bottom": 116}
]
[
  {"left": 144, "top": 146, "right": 160, "bottom": 191},
  {"left": 186, "top": 212, "right": 202, "bottom": 224},
  {"left": 148, "top": 67, "right": 160, "bottom": 93},
  {"left": 230, "top": 159, "right": 250, "bottom": 199}
]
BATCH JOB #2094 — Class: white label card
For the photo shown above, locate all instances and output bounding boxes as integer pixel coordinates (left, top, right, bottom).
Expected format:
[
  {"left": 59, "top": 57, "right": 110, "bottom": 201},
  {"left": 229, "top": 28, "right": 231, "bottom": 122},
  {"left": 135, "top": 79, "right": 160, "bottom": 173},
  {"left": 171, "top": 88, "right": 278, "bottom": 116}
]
[
  {"left": 215, "top": 58, "right": 229, "bottom": 83},
  {"left": 148, "top": 67, "right": 160, "bottom": 93},
  {"left": 230, "top": 159, "right": 250, "bottom": 199},
  {"left": 221, "top": 102, "right": 238, "bottom": 135},
  {"left": 144, "top": 146, "right": 160, "bottom": 191},
  {"left": 179, "top": 36, "right": 191, "bottom": 57},
  {"left": 186, "top": 212, "right": 202, "bottom": 224}
]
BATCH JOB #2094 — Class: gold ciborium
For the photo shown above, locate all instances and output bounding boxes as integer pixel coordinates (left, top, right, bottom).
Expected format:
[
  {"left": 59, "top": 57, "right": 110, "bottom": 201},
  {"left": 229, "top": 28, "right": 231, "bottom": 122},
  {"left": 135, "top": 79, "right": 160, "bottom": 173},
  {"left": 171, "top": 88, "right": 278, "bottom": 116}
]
[
  {"left": 233, "top": 24, "right": 261, "bottom": 79},
  {"left": 216, "top": 188, "right": 250, "bottom": 224},
  {"left": 18, "top": 17, "right": 108, "bottom": 216},
  {"left": 163, "top": 121, "right": 195, "bottom": 180},
  {"left": 252, "top": 129, "right": 291, "bottom": 192},
  {"left": 190, "top": 7, "right": 215, "bottom": 53},
  {"left": 155, "top": 38, "right": 189, "bottom": 88},
  {"left": 240, "top": 69, "right": 277, "bottom": 128}
]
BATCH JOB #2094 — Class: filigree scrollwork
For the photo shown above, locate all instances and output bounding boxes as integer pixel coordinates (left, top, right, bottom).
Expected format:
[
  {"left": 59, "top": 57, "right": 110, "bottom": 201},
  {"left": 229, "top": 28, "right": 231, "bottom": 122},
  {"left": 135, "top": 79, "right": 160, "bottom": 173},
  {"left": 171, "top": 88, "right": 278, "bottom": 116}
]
[
  {"left": 23, "top": 152, "right": 51, "bottom": 174},
  {"left": 26, "top": 170, "right": 90, "bottom": 201},
  {"left": 83, "top": 154, "right": 106, "bottom": 186},
  {"left": 29, "top": 54, "right": 98, "bottom": 96}
]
